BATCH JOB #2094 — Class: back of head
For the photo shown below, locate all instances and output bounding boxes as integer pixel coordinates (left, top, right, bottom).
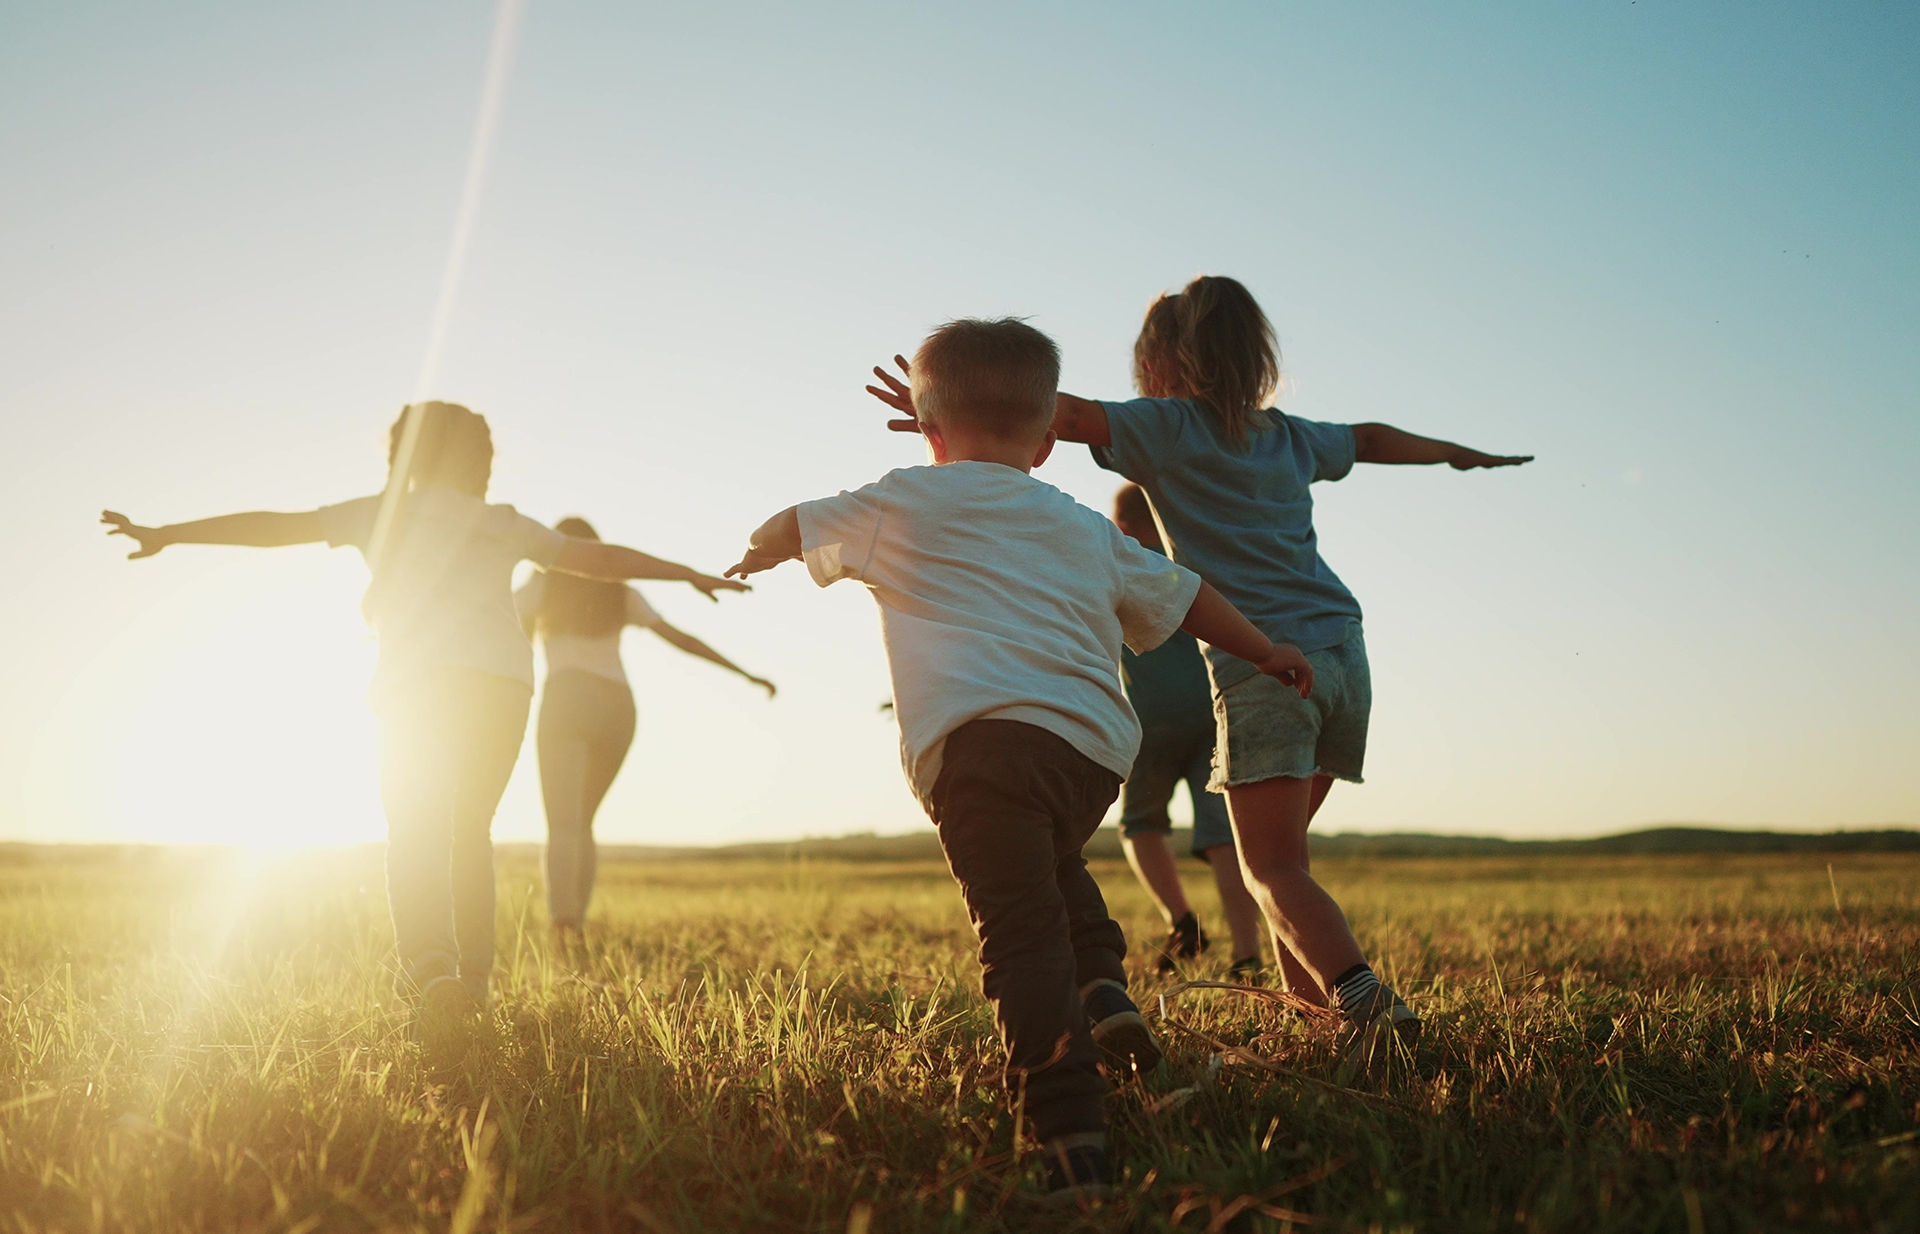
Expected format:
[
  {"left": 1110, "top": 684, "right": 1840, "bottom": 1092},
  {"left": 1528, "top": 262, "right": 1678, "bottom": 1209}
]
[
  {"left": 363, "top": 401, "right": 494, "bottom": 625},
  {"left": 911, "top": 318, "right": 1060, "bottom": 442},
  {"left": 537, "top": 517, "right": 627, "bottom": 638},
  {"left": 1131, "top": 275, "right": 1279, "bottom": 448},
  {"left": 1112, "top": 482, "right": 1162, "bottom": 550},
  {"left": 387, "top": 401, "right": 494, "bottom": 497}
]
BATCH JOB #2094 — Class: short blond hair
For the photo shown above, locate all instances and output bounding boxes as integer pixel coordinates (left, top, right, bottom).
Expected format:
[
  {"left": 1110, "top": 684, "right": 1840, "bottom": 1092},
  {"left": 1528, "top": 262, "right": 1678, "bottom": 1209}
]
[{"left": 911, "top": 318, "right": 1059, "bottom": 440}]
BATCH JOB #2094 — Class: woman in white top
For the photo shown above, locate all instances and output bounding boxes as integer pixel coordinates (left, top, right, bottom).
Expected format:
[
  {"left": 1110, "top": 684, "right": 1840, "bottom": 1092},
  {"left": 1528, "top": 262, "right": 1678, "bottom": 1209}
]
[
  {"left": 516, "top": 516, "right": 774, "bottom": 936},
  {"left": 102, "top": 402, "right": 747, "bottom": 1032}
]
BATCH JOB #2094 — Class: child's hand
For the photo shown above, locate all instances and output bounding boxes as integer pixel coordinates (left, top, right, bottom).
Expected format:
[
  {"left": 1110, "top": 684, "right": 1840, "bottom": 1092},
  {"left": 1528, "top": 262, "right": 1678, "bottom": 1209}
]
[
  {"left": 1256, "top": 643, "right": 1315, "bottom": 698},
  {"left": 865, "top": 355, "right": 921, "bottom": 433},
  {"left": 724, "top": 548, "right": 789, "bottom": 580},
  {"left": 691, "top": 573, "right": 752, "bottom": 602},
  {"left": 101, "top": 511, "right": 169, "bottom": 559},
  {"left": 1449, "top": 448, "right": 1533, "bottom": 470}
]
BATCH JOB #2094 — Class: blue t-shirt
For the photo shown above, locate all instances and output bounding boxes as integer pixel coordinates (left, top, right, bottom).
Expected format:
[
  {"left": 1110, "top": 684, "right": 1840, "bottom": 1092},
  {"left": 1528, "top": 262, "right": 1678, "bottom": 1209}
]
[
  {"left": 1094, "top": 397, "right": 1363, "bottom": 688},
  {"left": 1122, "top": 629, "right": 1215, "bottom": 738}
]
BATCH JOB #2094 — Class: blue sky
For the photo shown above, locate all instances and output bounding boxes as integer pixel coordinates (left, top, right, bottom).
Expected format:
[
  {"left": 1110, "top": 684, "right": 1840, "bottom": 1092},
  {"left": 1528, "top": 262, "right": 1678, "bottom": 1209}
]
[{"left": 1, "top": 2, "right": 1914, "bottom": 847}]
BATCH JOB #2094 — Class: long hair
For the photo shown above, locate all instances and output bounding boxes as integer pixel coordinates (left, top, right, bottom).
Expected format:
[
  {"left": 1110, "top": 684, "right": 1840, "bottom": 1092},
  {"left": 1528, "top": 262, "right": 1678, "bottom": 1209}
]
[
  {"left": 1132, "top": 275, "right": 1280, "bottom": 448},
  {"left": 386, "top": 401, "right": 493, "bottom": 496},
  {"left": 534, "top": 517, "right": 626, "bottom": 638}
]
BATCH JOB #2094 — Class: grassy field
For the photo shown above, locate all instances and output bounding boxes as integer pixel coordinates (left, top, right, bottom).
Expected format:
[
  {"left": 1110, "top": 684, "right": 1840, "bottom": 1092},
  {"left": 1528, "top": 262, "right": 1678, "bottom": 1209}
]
[{"left": 2, "top": 844, "right": 1916, "bottom": 1232}]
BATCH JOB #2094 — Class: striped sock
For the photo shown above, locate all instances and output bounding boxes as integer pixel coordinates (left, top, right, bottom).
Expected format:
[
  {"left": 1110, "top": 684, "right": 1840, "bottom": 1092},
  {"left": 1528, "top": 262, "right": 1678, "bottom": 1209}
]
[{"left": 1332, "top": 963, "right": 1384, "bottom": 1024}]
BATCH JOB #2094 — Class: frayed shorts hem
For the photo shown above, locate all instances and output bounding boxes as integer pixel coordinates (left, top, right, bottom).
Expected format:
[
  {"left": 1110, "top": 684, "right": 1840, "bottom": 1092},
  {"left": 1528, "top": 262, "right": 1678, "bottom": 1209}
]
[{"left": 1209, "top": 767, "right": 1365, "bottom": 792}]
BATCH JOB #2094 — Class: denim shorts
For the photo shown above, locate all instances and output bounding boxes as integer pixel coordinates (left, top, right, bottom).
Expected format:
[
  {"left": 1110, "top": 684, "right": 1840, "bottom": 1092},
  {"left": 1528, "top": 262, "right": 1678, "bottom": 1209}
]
[
  {"left": 1209, "top": 625, "right": 1369, "bottom": 790},
  {"left": 1117, "top": 718, "right": 1236, "bottom": 856}
]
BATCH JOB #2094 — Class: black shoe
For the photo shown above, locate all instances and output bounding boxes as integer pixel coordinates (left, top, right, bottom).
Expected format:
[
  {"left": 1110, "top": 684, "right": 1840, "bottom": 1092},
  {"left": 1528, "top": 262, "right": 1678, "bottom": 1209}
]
[
  {"left": 1082, "top": 979, "right": 1163, "bottom": 1075},
  {"left": 415, "top": 974, "right": 480, "bottom": 1061},
  {"left": 1226, "top": 955, "right": 1267, "bottom": 983},
  {"left": 1155, "top": 910, "right": 1210, "bottom": 973},
  {"left": 1042, "top": 1140, "right": 1113, "bottom": 1208}
]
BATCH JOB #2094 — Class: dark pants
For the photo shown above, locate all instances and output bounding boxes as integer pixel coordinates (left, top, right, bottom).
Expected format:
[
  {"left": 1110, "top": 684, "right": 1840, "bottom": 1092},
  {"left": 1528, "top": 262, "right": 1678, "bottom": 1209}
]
[
  {"left": 376, "top": 667, "right": 531, "bottom": 1000},
  {"left": 927, "top": 719, "right": 1127, "bottom": 1142}
]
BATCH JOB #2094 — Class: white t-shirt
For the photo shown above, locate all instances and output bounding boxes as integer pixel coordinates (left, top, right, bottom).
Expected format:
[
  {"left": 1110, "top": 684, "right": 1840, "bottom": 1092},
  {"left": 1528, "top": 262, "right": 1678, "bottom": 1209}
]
[
  {"left": 317, "top": 488, "right": 567, "bottom": 699},
  {"left": 512, "top": 574, "right": 661, "bottom": 688},
  {"left": 797, "top": 461, "right": 1202, "bottom": 803}
]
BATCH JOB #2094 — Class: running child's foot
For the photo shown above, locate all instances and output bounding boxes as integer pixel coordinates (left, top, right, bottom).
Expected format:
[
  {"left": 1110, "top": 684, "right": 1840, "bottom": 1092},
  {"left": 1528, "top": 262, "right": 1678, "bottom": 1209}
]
[
  {"left": 416, "top": 974, "right": 481, "bottom": 1060},
  {"left": 1226, "top": 955, "right": 1267, "bottom": 983},
  {"left": 1331, "top": 964, "right": 1420, "bottom": 1061},
  {"left": 1082, "top": 978, "right": 1163, "bottom": 1075},
  {"left": 1040, "top": 1135, "right": 1113, "bottom": 1208},
  {"left": 1155, "top": 910, "right": 1209, "bottom": 972}
]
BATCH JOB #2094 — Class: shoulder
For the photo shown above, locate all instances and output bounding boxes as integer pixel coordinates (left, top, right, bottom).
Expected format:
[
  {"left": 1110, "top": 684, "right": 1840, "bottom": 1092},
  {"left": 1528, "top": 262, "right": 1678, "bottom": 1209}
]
[
  {"left": 1097, "top": 398, "right": 1209, "bottom": 478},
  {"left": 1275, "top": 413, "right": 1357, "bottom": 478},
  {"left": 482, "top": 500, "right": 567, "bottom": 561},
  {"left": 1102, "top": 396, "right": 1204, "bottom": 434}
]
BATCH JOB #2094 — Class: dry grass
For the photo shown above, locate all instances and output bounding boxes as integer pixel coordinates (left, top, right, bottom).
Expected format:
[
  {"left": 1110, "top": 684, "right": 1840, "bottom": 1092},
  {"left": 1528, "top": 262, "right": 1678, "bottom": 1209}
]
[{"left": 2, "top": 845, "right": 1916, "bottom": 1232}]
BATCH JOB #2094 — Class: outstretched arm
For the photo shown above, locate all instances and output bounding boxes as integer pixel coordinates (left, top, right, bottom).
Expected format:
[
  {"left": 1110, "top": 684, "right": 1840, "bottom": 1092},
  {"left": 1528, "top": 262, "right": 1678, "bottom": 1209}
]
[
  {"left": 1350, "top": 423, "right": 1532, "bottom": 470},
  {"left": 101, "top": 509, "right": 324, "bottom": 559},
  {"left": 725, "top": 507, "right": 802, "bottom": 579},
  {"left": 865, "top": 355, "right": 1112, "bottom": 448},
  {"left": 551, "top": 539, "right": 749, "bottom": 602},
  {"left": 648, "top": 620, "right": 776, "bottom": 698},
  {"left": 1178, "top": 581, "right": 1314, "bottom": 697}
]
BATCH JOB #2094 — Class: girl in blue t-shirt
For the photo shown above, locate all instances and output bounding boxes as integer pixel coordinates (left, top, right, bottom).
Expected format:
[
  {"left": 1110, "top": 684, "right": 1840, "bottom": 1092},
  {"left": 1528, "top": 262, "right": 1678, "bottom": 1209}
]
[{"left": 869, "top": 277, "right": 1530, "bottom": 1057}]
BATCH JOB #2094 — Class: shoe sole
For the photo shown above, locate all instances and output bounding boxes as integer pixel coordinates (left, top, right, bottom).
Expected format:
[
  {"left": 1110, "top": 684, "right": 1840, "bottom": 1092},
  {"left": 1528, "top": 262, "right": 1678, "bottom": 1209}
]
[{"left": 1091, "top": 1009, "right": 1163, "bottom": 1074}]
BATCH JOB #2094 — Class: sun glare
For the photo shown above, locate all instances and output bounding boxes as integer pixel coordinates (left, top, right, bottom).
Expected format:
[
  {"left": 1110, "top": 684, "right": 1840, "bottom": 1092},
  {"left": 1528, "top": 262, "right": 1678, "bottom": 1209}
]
[{"left": 105, "top": 573, "right": 385, "bottom": 850}]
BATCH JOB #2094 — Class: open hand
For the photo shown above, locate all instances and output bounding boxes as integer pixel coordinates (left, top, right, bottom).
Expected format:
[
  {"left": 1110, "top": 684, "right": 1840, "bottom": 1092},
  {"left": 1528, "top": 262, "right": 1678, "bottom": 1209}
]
[
  {"left": 1256, "top": 643, "right": 1315, "bottom": 699},
  {"left": 1450, "top": 449, "right": 1534, "bottom": 470},
  {"left": 725, "top": 548, "right": 789, "bottom": 580},
  {"left": 865, "top": 355, "right": 921, "bottom": 433},
  {"left": 692, "top": 573, "right": 752, "bottom": 602},
  {"left": 101, "top": 511, "right": 169, "bottom": 559}
]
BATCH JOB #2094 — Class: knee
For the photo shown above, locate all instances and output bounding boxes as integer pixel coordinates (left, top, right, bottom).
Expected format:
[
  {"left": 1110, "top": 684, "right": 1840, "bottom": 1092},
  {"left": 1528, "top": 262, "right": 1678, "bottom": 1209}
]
[{"left": 1235, "top": 846, "right": 1304, "bottom": 891}]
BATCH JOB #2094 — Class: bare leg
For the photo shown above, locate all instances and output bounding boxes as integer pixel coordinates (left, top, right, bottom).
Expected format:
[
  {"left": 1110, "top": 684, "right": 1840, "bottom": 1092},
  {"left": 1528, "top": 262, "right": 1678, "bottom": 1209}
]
[
  {"left": 1199, "top": 844, "right": 1265, "bottom": 964},
  {"left": 1120, "top": 832, "right": 1193, "bottom": 926},
  {"left": 1225, "top": 774, "right": 1362, "bottom": 1006}
]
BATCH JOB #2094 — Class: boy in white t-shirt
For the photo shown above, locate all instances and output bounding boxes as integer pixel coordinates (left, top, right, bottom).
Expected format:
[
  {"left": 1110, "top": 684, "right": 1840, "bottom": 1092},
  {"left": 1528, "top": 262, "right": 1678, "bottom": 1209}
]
[{"left": 726, "top": 319, "right": 1313, "bottom": 1205}]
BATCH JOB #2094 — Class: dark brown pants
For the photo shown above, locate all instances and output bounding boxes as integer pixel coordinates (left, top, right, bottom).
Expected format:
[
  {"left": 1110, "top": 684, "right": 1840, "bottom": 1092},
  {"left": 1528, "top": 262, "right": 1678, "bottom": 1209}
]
[{"left": 928, "top": 719, "right": 1128, "bottom": 1141}]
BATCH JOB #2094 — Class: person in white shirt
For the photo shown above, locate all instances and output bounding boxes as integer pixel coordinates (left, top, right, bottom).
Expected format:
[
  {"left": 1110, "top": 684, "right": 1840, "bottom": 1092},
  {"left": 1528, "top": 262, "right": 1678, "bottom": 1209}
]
[
  {"left": 515, "top": 515, "right": 774, "bottom": 940},
  {"left": 102, "top": 401, "right": 747, "bottom": 1042},
  {"left": 725, "top": 319, "right": 1311, "bottom": 1207}
]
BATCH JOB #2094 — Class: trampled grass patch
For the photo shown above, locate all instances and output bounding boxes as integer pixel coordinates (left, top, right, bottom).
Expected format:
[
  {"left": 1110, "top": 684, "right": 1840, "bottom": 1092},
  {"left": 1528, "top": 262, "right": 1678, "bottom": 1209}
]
[{"left": 2, "top": 846, "right": 1915, "bottom": 1231}]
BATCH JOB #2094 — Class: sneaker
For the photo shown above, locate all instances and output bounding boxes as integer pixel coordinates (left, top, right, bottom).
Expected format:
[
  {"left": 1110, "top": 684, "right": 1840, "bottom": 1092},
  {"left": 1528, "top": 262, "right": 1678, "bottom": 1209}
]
[
  {"left": 1338, "top": 989, "right": 1420, "bottom": 1063},
  {"left": 1226, "top": 955, "right": 1267, "bottom": 983},
  {"left": 1082, "top": 979, "right": 1163, "bottom": 1075},
  {"left": 1041, "top": 1138, "right": 1113, "bottom": 1208},
  {"left": 1155, "top": 911, "right": 1209, "bottom": 973}
]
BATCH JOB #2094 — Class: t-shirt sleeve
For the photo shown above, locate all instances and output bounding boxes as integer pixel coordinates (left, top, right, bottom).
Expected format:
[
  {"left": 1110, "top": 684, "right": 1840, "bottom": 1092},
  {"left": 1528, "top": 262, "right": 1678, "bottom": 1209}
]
[
  {"left": 1108, "top": 523, "right": 1204, "bottom": 654},
  {"left": 315, "top": 496, "right": 380, "bottom": 549},
  {"left": 503, "top": 508, "right": 567, "bottom": 567},
  {"left": 1291, "top": 416, "right": 1358, "bottom": 483},
  {"left": 1093, "top": 398, "right": 1191, "bottom": 483},
  {"left": 796, "top": 481, "right": 886, "bottom": 587},
  {"left": 625, "top": 587, "right": 661, "bottom": 629}
]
